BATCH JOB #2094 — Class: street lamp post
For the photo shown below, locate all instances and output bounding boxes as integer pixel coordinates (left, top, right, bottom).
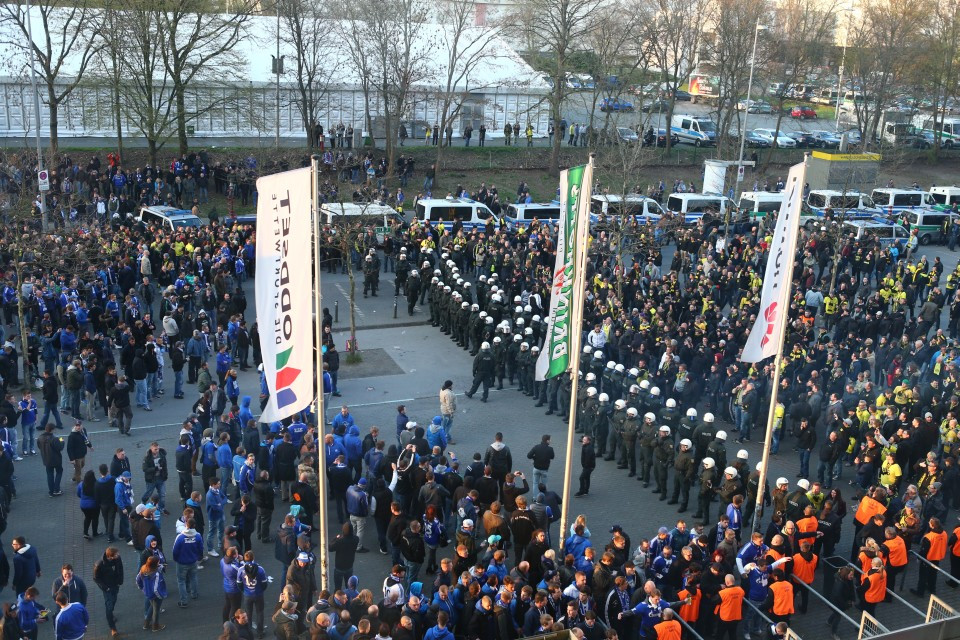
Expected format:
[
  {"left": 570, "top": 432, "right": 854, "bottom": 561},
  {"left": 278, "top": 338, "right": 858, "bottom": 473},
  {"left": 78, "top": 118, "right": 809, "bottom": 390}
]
[
  {"left": 732, "top": 17, "right": 763, "bottom": 238},
  {"left": 24, "top": 0, "right": 46, "bottom": 229},
  {"left": 835, "top": 9, "right": 853, "bottom": 130}
]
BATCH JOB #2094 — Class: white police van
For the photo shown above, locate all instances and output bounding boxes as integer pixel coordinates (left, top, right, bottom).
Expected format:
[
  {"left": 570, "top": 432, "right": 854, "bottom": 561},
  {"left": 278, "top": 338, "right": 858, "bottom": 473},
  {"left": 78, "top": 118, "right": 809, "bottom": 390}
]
[
  {"left": 670, "top": 114, "right": 717, "bottom": 146},
  {"left": 737, "top": 191, "right": 784, "bottom": 219},
  {"left": 320, "top": 202, "right": 405, "bottom": 243},
  {"left": 843, "top": 219, "right": 911, "bottom": 244},
  {"left": 588, "top": 195, "right": 664, "bottom": 225},
  {"left": 503, "top": 202, "right": 562, "bottom": 229},
  {"left": 664, "top": 193, "right": 730, "bottom": 227},
  {"left": 137, "top": 205, "right": 203, "bottom": 232},
  {"left": 929, "top": 186, "right": 960, "bottom": 207},
  {"left": 869, "top": 188, "right": 937, "bottom": 213},
  {"left": 413, "top": 197, "right": 500, "bottom": 230},
  {"left": 805, "top": 190, "right": 881, "bottom": 220}
]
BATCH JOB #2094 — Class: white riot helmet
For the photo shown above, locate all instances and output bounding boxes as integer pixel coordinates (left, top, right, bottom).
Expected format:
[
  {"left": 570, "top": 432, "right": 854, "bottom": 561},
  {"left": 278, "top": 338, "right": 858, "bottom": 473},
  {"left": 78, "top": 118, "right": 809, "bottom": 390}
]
[
  {"left": 615, "top": 364, "right": 625, "bottom": 373},
  {"left": 410, "top": 269, "right": 418, "bottom": 277},
  {"left": 514, "top": 296, "right": 522, "bottom": 304},
  {"left": 776, "top": 477, "right": 789, "bottom": 487},
  {"left": 485, "top": 317, "right": 494, "bottom": 324},
  {"left": 702, "top": 457, "right": 715, "bottom": 469},
  {"left": 686, "top": 408, "right": 698, "bottom": 418},
  {"left": 478, "top": 274, "right": 487, "bottom": 282},
  {"left": 481, "top": 341, "right": 491, "bottom": 350},
  {"left": 524, "top": 305, "right": 532, "bottom": 313},
  {"left": 531, "top": 346, "right": 540, "bottom": 353},
  {"left": 756, "top": 462, "right": 764, "bottom": 471},
  {"left": 532, "top": 315, "right": 541, "bottom": 323},
  {"left": 659, "top": 426, "right": 671, "bottom": 435},
  {"left": 629, "top": 368, "right": 639, "bottom": 377},
  {"left": 586, "top": 373, "right": 597, "bottom": 382},
  {"left": 479, "top": 311, "right": 488, "bottom": 319},
  {"left": 629, "top": 384, "right": 640, "bottom": 394},
  {"left": 797, "top": 479, "right": 811, "bottom": 490},
  {"left": 640, "top": 380, "right": 651, "bottom": 390},
  {"left": 513, "top": 335, "right": 522, "bottom": 342},
  {"left": 650, "top": 386, "right": 661, "bottom": 397},
  {"left": 679, "top": 439, "right": 692, "bottom": 449},
  {"left": 626, "top": 407, "right": 639, "bottom": 417},
  {"left": 493, "top": 336, "right": 502, "bottom": 344},
  {"left": 716, "top": 430, "right": 727, "bottom": 441},
  {"left": 606, "top": 361, "right": 616, "bottom": 369},
  {"left": 666, "top": 398, "right": 677, "bottom": 408},
  {"left": 724, "top": 466, "right": 737, "bottom": 477},
  {"left": 461, "top": 302, "right": 470, "bottom": 309},
  {"left": 472, "top": 304, "right": 479, "bottom": 311},
  {"left": 644, "top": 412, "right": 656, "bottom": 422},
  {"left": 615, "top": 399, "right": 627, "bottom": 410},
  {"left": 515, "top": 305, "right": 523, "bottom": 315},
  {"left": 516, "top": 318, "right": 525, "bottom": 326},
  {"left": 598, "top": 393, "right": 609, "bottom": 403},
  {"left": 434, "top": 269, "right": 442, "bottom": 276},
  {"left": 520, "top": 342, "right": 529, "bottom": 350},
  {"left": 491, "top": 285, "right": 499, "bottom": 293},
  {"left": 737, "top": 450, "right": 749, "bottom": 460},
  {"left": 584, "top": 346, "right": 593, "bottom": 355},
  {"left": 587, "top": 387, "right": 597, "bottom": 397},
  {"left": 593, "top": 351, "right": 604, "bottom": 360},
  {"left": 704, "top": 413, "right": 715, "bottom": 423},
  {"left": 492, "top": 294, "right": 502, "bottom": 303},
  {"left": 524, "top": 327, "right": 533, "bottom": 336}
]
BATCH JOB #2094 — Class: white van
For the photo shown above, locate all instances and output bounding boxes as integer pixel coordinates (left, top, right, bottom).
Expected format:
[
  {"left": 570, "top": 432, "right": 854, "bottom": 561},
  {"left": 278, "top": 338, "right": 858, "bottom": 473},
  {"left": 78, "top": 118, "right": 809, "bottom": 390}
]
[
  {"left": 737, "top": 191, "right": 784, "bottom": 218},
  {"left": 869, "top": 188, "right": 936, "bottom": 213},
  {"left": 843, "top": 219, "right": 911, "bottom": 244},
  {"left": 665, "top": 193, "right": 730, "bottom": 226},
  {"left": 413, "top": 197, "right": 499, "bottom": 230},
  {"left": 805, "top": 190, "right": 880, "bottom": 219},
  {"left": 137, "top": 205, "right": 203, "bottom": 232},
  {"left": 670, "top": 114, "right": 717, "bottom": 146},
  {"left": 320, "top": 202, "right": 405, "bottom": 242},
  {"left": 503, "top": 202, "right": 562, "bottom": 229},
  {"left": 589, "top": 195, "right": 665, "bottom": 223},
  {"left": 929, "top": 186, "right": 960, "bottom": 207}
]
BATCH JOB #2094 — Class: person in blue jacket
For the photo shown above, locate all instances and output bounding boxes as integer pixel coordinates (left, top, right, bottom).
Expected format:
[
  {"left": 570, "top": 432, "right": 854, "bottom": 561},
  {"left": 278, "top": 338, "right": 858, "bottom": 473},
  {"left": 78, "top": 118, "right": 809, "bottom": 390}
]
[
  {"left": 427, "top": 417, "right": 448, "bottom": 452},
  {"left": 287, "top": 417, "right": 308, "bottom": 449},
  {"left": 206, "top": 477, "right": 227, "bottom": 556},
  {"left": 216, "top": 346, "right": 232, "bottom": 386},
  {"left": 16, "top": 586, "right": 47, "bottom": 638},
  {"left": 114, "top": 472, "right": 134, "bottom": 542},
  {"left": 220, "top": 547, "right": 242, "bottom": 623},
  {"left": 225, "top": 370, "right": 240, "bottom": 407},
  {"left": 172, "top": 518, "right": 204, "bottom": 607},
  {"left": 238, "top": 396, "right": 254, "bottom": 432},
  {"left": 563, "top": 524, "right": 592, "bottom": 564},
  {"left": 238, "top": 552, "right": 269, "bottom": 632},
  {"left": 424, "top": 610, "right": 455, "bottom": 640},
  {"left": 11, "top": 536, "right": 41, "bottom": 596},
  {"left": 618, "top": 590, "right": 688, "bottom": 638},
  {"left": 331, "top": 406, "right": 355, "bottom": 434},
  {"left": 200, "top": 429, "right": 219, "bottom": 492},
  {"left": 77, "top": 470, "right": 100, "bottom": 540},
  {"left": 216, "top": 433, "right": 234, "bottom": 496},
  {"left": 136, "top": 555, "right": 167, "bottom": 631},
  {"left": 53, "top": 591, "right": 88, "bottom": 640},
  {"left": 344, "top": 426, "right": 363, "bottom": 482}
]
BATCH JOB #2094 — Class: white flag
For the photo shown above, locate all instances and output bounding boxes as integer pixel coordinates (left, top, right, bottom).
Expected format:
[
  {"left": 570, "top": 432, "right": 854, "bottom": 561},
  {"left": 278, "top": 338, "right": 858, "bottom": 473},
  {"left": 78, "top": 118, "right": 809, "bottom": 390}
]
[
  {"left": 255, "top": 168, "right": 315, "bottom": 423},
  {"left": 741, "top": 161, "right": 806, "bottom": 363}
]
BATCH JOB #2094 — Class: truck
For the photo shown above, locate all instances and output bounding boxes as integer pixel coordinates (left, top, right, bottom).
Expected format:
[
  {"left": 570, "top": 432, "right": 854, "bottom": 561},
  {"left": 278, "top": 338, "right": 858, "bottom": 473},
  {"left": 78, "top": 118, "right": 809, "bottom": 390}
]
[{"left": 688, "top": 73, "right": 719, "bottom": 105}]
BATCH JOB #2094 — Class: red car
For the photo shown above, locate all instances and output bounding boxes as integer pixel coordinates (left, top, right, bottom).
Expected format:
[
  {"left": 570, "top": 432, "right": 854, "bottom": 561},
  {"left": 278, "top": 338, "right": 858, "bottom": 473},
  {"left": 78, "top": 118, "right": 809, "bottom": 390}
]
[{"left": 791, "top": 105, "right": 818, "bottom": 119}]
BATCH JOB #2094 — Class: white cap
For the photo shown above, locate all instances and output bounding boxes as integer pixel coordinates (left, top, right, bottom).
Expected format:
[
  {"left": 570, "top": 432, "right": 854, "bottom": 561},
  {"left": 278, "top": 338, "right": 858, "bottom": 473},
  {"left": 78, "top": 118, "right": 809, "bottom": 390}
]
[
  {"left": 666, "top": 398, "right": 677, "bottom": 408},
  {"left": 737, "top": 449, "right": 749, "bottom": 460},
  {"left": 644, "top": 412, "right": 656, "bottom": 421},
  {"left": 598, "top": 393, "right": 609, "bottom": 402},
  {"left": 627, "top": 408, "right": 639, "bottom": 417},
  {"left": 481, "top": 341, "right": 491, "bottom": 350},
  {"left": 703, "top": 457, "right": 715, "bottom": 469},
  {"left": 716, "top": 430, "right": 727, "bottom": 441},
  {"left": 797, "top": 478, "right": 810, "bottom": 490},
  {"left": 704, "top": 413, "right": 715, "bottom": 423},
  {"left": 640, "top": 380, "right": 651, "bottom": 390},
  {"left": 629, "top": 368, "right": 639, "bottom": 377},
  {"left": 587, "top": 387, "right": 597, "bottom": 397},
  {"left": 406, "top": 421, "right": 418, "bottom": 429},
  {"left": 586, "top": 373, "right": 597, "bottom": 382},
  {"left": 680, "top": 439, "right": 692, "bottom": 449},
  {"left": 776, "top": 477, "right": 789, "bottom": 486},
  {"left": 724, "top": 466, "right": 737, "bottom": 476},
  {"left": 651, "top": 386, "right": 661, "bottom": 396},
  {"left": 660, "top": 426, "right": 671, "bottom": 434},
  {"left": 606, "top": 360, "right": 616, "bottom": 369},
  {"left": 615, "top": 364, "right": 625, "bottom": 373},
  {"left": 615, "top": 399, "right": 627, "bottom": 410}
]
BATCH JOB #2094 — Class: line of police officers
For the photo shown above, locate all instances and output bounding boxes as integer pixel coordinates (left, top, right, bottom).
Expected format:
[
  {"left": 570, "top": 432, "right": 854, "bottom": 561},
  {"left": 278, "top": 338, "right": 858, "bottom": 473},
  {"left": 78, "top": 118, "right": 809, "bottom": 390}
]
[{"left": 425, "top": 254, "right": 771, "bottom": 527}]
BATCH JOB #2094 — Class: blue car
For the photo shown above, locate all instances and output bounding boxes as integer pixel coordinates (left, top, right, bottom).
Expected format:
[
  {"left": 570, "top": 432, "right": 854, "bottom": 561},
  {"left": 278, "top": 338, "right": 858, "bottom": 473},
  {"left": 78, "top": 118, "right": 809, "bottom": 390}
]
[{"left": 599, "top": 98, "right": 635, "bottom": 112}]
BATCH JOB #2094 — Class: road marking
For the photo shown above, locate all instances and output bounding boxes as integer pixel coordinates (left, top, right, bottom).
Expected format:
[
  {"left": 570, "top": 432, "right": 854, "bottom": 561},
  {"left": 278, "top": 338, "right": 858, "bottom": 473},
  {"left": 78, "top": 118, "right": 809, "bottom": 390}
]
[{"left": 335, "top": 284, "right": 366, "bottom": 317}]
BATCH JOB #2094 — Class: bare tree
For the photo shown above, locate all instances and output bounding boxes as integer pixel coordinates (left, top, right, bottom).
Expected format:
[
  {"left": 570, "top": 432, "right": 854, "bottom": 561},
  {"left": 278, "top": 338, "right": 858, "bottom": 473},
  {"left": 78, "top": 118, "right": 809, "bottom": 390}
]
[
  {"left": 915, "top": 1, "right": 960, "bottom": 155},
  {"left": 645, "top": 0, "right": 710, "bottom": 154},
  {"left": 701, "top": 0, "right": 756, "bottom": 154},
  {"left": 520, "top": 0, "right": 602, "bottom": 175},
  {"left": 280, "top": 0, "right": 335, "bottom": 149},
  {"left": 153, "top": 0, "right": 255, "bottom": 155},
  {"left": 0, "top": 1, "right": 103, "bottom": 157}
]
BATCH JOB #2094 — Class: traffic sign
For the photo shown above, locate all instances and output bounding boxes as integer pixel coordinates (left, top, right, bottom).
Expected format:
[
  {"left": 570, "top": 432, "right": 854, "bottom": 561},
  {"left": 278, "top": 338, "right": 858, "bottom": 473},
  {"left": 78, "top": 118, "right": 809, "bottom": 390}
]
[
  {"left": 737, "top": 165, "right": 745, "bottom": 182},
  {"left": 38, "top": 169, "right": 49, "bottom": 191}
]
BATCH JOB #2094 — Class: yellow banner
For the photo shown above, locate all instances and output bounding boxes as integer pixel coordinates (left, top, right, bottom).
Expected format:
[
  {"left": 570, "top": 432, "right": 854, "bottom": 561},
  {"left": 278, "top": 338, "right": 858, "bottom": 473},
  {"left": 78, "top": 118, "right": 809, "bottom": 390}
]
[{"left": 811, "top": 151, "right": 882, "bottom": 161}]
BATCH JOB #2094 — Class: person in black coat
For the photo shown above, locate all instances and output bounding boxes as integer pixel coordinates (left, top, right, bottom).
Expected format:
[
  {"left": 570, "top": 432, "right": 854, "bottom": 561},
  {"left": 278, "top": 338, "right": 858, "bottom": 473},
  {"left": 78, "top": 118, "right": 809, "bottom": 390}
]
[
  {"left": 291, "top": 471, "right": 318, "bottom": 528},
  {"left": 467, "top": 596, "right": 497, "bottom": 640},
  {"left": 93, "top": 547, "right": 124, "bottom": 636},
  {"left": 252, "top": 471, "right": 275, "bottom": 543},
  {"left": 273, "top": 432, "right": 298, "bottom": 502},
  {"left": 66, "top": 421, "right": 92, "bottom": 484},
  {"left": 576, "top": 436, "right": 596, "bottom": 497}
]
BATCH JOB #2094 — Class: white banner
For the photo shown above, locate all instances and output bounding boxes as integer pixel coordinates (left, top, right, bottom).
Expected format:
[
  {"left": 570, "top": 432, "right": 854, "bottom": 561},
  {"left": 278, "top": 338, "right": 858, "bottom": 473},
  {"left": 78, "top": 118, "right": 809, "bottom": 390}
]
[
  {"left": 255, "top": 168, "right": 314, "bottom": 423},
  {"left": 741, "top": 161, "right": 806, "bottom": 363}
]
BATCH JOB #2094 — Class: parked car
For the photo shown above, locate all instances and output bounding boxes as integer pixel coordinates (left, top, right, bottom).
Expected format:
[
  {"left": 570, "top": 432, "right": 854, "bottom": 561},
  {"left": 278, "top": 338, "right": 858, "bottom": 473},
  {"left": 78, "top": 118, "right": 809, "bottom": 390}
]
[
  {"left": 785, "top": 131, "right": 817, "bottom": 147},
  {"left": 738, "top": 99, "right": 772, "bottom": 113},
  {"left": 640, "top": 98, "right": 670, "bottom": 112},
  {"left": 743, "top": 131, "right": 772, "bottom": 148},
  {"left": 840, "top": 128, "right": 863, "bottom": 144},
  {"left": 663, "top": 89, "right": 692, "bottom": 101},
  {"left": 615, "top": 127, "right": 639, "bottom": 144},
  {"left": 810, "top": 130, "right": 842, "bottom": 148},
  {"left": 641, "top": 127, "right": 680, "bottom": 147},
  {"left": 790, "top": 105, "right": 818, "bottom": 119},
  {"left": 753, "top": 128, "right": 797, "bottom": 148},
  {"left": 599, "top": 98, "right": 634, "bottom": 112},
  {"left": 920, "top": 130, "right": 956, "bottom": 149}
]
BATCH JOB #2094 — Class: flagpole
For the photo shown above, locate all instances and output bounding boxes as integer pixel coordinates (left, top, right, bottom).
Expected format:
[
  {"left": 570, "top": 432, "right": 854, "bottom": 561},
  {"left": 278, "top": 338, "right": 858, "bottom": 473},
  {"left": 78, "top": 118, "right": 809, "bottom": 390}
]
[
  {"left": 559, "top": 155, "right": 594, "bottom": 549},
  {"left": 752, "top": 352, "right": 782, "bottom": 534},
  {"left": 311, "top": 154, "right": 329, "bottom": 592}
]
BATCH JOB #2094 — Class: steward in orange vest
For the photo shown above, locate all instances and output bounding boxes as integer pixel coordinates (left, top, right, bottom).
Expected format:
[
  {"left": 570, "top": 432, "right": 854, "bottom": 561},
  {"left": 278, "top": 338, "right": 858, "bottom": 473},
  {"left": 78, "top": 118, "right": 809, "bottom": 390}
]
[
  {"left": 880, "top": 528, "right": 908, "bottom": 590},
  {"left": 792, "top": 541, "right": 818, "bottom": 614},
  {"left": 762, "top": 569, "right": 794, "bottom": 624},
  {"left": 652, "top": 609, "right": 683, "bottom": 640},
  {"left": 911, "top": 517, "right": 948, "bottom": 597},
  {"left": 858, "top": 557, "right": 887, "bottom": 615},
  {"left": 948, "top": 524, "right": 960, "bottom": 588}
]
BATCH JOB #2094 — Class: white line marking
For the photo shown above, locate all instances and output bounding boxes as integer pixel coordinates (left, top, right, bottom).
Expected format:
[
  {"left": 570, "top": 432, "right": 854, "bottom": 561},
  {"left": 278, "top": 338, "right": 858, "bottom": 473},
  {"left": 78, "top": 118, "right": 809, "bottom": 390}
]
[{"left": 334, "top": 284, "right": 366, "bottom": 317}]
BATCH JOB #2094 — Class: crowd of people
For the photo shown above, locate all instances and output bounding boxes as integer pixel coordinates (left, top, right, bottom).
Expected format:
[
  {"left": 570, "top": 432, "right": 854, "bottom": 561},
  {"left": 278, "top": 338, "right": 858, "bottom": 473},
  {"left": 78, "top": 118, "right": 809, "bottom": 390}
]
[{"left": 0, "top": 145, "right": 954, "bottom": 640}]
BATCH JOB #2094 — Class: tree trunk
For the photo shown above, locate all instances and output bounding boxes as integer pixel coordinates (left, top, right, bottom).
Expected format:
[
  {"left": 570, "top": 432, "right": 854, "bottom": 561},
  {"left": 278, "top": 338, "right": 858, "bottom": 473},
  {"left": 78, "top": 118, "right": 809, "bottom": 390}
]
[
  {"left": 47, "top": 88, "right": 59, "bottom": 159},
  {"left": 345, "top": 265, "right": 360, "bottom": 360},
  {"left": 15, "top": 283, "right": 30, "bottom": 392},
  {"left": 175, "top": 83, "right": 189, "bottom": 155},
  {"left": 148, "top": 138, "right": 159, "bottom": 168},
  {"left": 114, "top": 85, "right": 124, "bottom": 161}
]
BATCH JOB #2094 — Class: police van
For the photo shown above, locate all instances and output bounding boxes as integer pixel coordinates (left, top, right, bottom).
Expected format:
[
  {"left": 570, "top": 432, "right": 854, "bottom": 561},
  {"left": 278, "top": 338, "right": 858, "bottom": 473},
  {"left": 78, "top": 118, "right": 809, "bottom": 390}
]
[
  {"left": 413, "top": 197, "right": 500, "bottom": 230},
  {"left": 137, "top": 205, "right": 203, "bottom": 232},
  {"left": 843, "top": 219, "right": 911, "bottom": 244},
  {"left": 805, "top": 190, "right": 881, "bottom": 220},
  {"left": 737, "top": 191, "right": 784, "bottom": 218},
  {"left": 503, "top": 202, "right": 562, "bottom": 229},
  {"left": 930, "top": 186, "right": 960, "bottom": 207},
  {"left": 664, "top": 193, "right": 730, "bottom": 227},
  {"left": 901, "top": 209, "right": 959, "bottom": 245},
  {"left": 588, "top": 195, "right": 664, "bottom": 224},
  {"left": 320, "top": 202, "right": 405, "bottom": 243},
  {"left": 869, "top": 188, "right": 937, "bottom": 213},
  {"left": 670, "top": 114, "right": 717, "bottom": 146}
]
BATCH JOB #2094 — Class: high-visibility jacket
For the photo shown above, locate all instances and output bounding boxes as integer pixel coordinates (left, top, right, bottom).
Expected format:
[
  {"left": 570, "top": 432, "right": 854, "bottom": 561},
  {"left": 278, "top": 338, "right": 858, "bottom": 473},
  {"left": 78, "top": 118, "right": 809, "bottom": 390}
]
[
  {"left": 862, "top": 570, "right": 887, "bottom": 603},
  {"left": 677, "top": 588, "right": 700, "bottom": 623},
  {"left": 855, "top": 496, "right": 886, "bottom": 525},
  {"left": 716, "top": 586, "right": 744, "bottom": 621},
  {"left": 926, "top": 530, "right": 948, "bottom": 562},
  {"left": 858, "top": 551, "right": 876, "bottom": 574},
  {"left": 884, "top": 536, "right": 908, "bottom": 567},
  {"left": 769, "top": 581, "right": 794, "bottom": 616},
  {"left": 653, "top": 619, "right": 682, "bottom": 640},
  {"left": 797, "top": 516, "right": 818, "bottom": 534},
  {"left": 792, "top": 552, "right": 818, "bottom": 584},
  {"left": 953, "top": 526, "right": 960, "bottom": 556}
]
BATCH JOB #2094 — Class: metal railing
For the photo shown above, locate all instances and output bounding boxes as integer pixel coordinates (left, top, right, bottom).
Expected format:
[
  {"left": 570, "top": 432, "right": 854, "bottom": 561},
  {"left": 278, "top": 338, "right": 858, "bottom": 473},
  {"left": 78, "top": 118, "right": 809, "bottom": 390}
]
[
  {"left": 790, "top": 576, "right": 860, "bottom": 630},
  {"left": 823, "top": 555, "right": 927, "bottom": 619},
  {"left": 910, "top": 550, "right": 957, "bottom": 586},
  {"left": 741, "top": 597, "right": 801, "bottom": 639},
  {"left": 927, "top": 594, "right": 958, "bottom": 624},
  {"left": 858, "top": 610, "right": 889, "bottom": 639}
]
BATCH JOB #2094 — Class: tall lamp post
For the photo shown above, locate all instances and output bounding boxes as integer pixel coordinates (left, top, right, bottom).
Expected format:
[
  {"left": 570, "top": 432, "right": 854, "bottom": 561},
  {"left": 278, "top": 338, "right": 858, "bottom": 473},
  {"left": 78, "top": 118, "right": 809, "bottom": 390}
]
[
  {"left": 25, "top": 0, "right": 46, "bottom": 228},
  {"left": 731, "top": 17, "right": 764, "bottom": 237},
  {"left": 835, "top": 10, "right": 853, "bottom": 130}
]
